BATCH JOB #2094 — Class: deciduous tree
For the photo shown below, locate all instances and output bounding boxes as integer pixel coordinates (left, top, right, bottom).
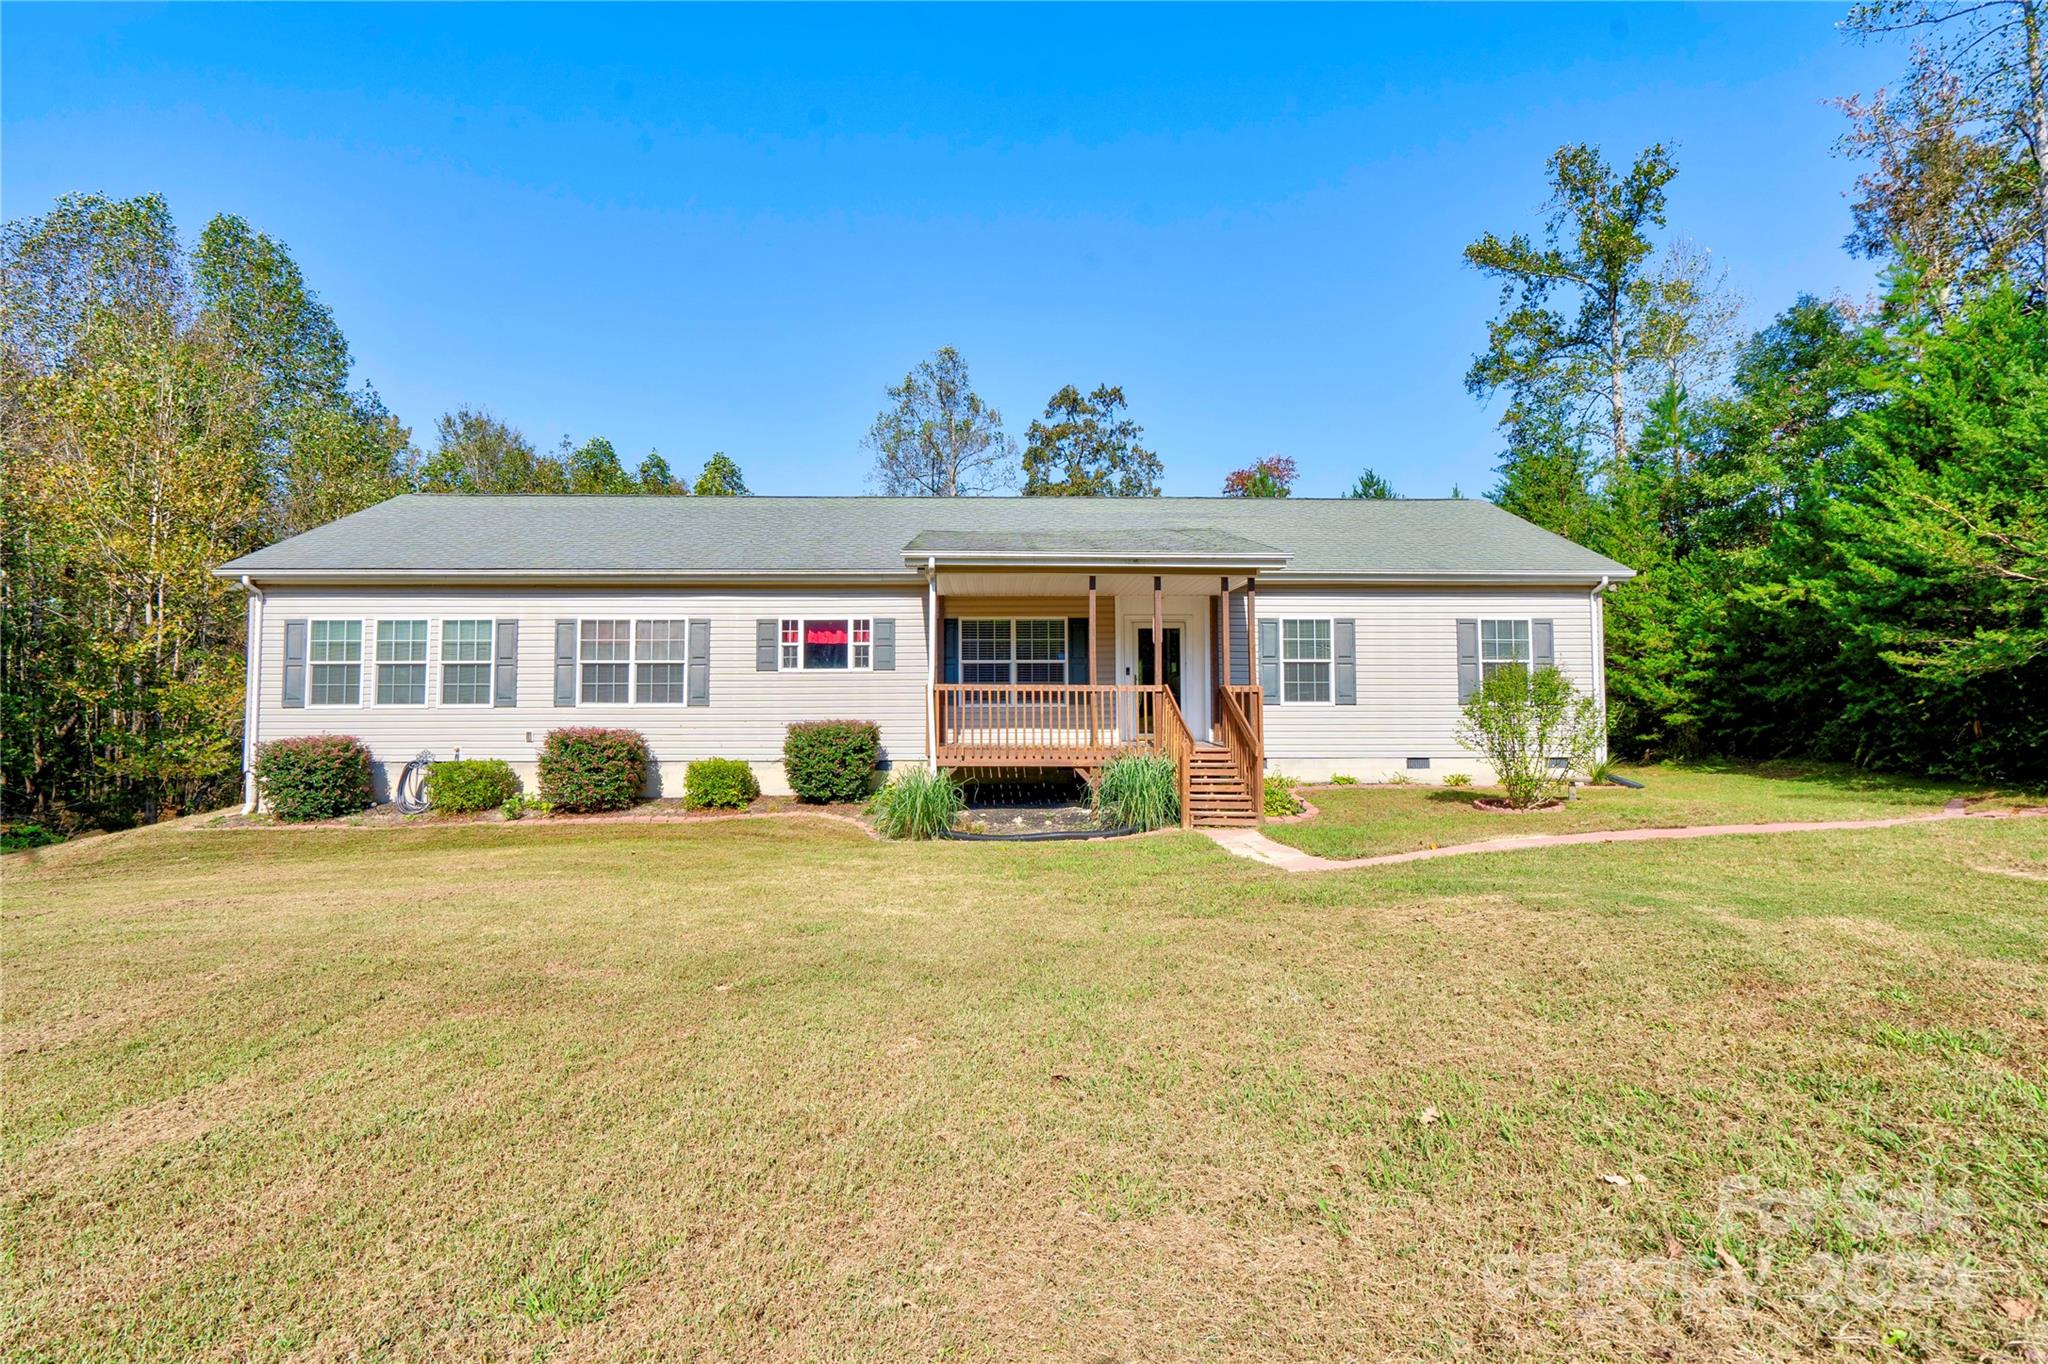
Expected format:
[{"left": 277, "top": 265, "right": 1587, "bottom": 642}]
[
  {"left": 1021, "top": 384, "right": 1162, "bottom": 496},
  {"left": 864, "top": 347, "right": 1016, "bottom": 496}
]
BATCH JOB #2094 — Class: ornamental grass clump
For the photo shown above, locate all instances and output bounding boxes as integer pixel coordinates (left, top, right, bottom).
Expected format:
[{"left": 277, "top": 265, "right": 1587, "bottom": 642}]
[
  {"left": 537, "top": 727, "right": 648, "bottom": 813},
  {"left": 1455, "top": 666, "right": 1600, "bottom": 809},
  {"left": 867, "top": 765, "right": 964, "bottom": 840},
  {"left": 1092, "top": 749, "right": 1179, "bottom": 831},
  {"left": 255, "top": 735, "right": 375, "bottom": 822}
]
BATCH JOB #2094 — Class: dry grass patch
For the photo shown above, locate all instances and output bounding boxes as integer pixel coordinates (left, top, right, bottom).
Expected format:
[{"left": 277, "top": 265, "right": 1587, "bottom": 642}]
[{"left": 4, "top": 812, "right": 2046, "bottom": 1360}]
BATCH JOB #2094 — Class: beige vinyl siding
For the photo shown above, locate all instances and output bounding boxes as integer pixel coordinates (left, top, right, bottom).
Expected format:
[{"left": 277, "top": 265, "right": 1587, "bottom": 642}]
[
  {"left": 1254, "top": 585, "right": 1598, "bottom": 781},
  {"left": 256, "top": 585, "right": 928, "bottom": 796}
]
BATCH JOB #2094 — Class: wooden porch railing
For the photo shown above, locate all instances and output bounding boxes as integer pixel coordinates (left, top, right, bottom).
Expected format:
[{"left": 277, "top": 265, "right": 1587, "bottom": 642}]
[
  {"left": 933, "top": 683, "right": 1169, "bottom": 764},
  {"left": 1215, "top": 683, "right": 1265, "bottom": 822}
]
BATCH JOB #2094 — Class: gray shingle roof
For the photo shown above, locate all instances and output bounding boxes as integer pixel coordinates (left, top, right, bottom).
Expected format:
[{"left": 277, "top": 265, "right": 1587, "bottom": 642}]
[{"left": 216, "top": 494, "right": 1633, "bottom": 580}]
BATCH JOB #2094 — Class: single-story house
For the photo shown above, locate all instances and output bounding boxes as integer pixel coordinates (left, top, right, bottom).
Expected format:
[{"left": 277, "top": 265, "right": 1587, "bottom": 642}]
[{"left": 215, "top": 494, "right": 1633, "bottom": 826}]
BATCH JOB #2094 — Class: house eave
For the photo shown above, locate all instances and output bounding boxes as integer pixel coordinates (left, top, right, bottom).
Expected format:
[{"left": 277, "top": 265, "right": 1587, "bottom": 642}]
[{"left": 212, "top": 567, "right": 929, "bottom": 588}]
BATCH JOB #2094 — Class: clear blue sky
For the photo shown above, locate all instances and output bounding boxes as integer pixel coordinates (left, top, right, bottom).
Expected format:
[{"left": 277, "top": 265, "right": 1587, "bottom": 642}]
[{"left": 4, "top": 3, "right": 1900, "bottom": 497}]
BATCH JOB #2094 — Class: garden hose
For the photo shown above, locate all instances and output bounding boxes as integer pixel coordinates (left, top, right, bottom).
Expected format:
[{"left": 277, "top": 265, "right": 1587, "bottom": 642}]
[{"left": 395, "top": 751, "right": 434, "bottom": 813}]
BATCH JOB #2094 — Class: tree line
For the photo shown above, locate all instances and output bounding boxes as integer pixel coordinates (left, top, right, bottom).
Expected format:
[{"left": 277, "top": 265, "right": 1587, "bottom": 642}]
[{"left": 1462, "top": 0, "right": 2044, "bottom": 781}]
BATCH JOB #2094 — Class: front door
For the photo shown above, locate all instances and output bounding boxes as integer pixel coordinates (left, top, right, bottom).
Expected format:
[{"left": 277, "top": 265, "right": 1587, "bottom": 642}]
[{"left": 1136, "top": 626, "right": 1183, "bottom": 708}]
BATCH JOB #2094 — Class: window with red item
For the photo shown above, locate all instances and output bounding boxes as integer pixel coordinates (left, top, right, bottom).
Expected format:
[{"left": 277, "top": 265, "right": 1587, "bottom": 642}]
[{"left": 777, "top": 617, "right": 874, "bottom": 670}]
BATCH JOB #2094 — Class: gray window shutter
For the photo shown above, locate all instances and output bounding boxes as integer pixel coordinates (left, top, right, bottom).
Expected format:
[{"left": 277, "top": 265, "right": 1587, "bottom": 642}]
[
  {"left": 282, "top": 619, "right": 307, "bottom": 708},
  {"left": 756, "top": 619, "right": 779, "bottom": 671},
  {"left": 493, "top": 620, "right": 519, "bottom": 707},
  {"left": 1257, "top": 619, "right": 1280, "bottom": 705},
  {"left": 1532, "top": 619, "right": 1555, "bottom": 670},
  {"left": 1456, "top": 619, "right": 1480, "bottom": 704},
  {"left": 1333, "top": 619, "right": 1356, "bottom": 705},
  {"left": 554, "top": 620, "right": 578, "bottom": 706},
  {"left": 687, "top": 618, "right": 710, "bottom": 706},
  {"left": 872, "top": 618, "right": 896, "bottom": 671}
]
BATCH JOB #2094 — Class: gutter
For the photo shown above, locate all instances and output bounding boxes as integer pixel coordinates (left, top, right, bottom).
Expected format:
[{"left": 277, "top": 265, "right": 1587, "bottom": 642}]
[
  {"left": 1590, "top": 574, "right": 1611, "bottom": 759},
  {"left": 240, "top": 576, "right": 264, "bottom": 813}
]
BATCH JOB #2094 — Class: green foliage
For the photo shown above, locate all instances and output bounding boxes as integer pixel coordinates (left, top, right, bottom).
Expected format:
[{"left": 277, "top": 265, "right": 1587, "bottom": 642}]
[
  {"left": 781, "top": 721, "right": 881, "bottom": 803},
  {"left": 1329, "top": 774, "right": 1359, "bottom": 785},
  {"left": 635, "top": 451, "right": 682, "bottom": 494},
  {"left": 255, "top": 735, "right": 375, "bottom": 822},
  {"left": 419, "top": 408, "right": 561, "bottom": 493},
  {"left": 563, "top": 436, "right": 637, "bottom": 494},
  {"left": 2, "top": 822, "right": 63, "bottom": 853},
  {"left": 1021, "top": 384, "right": 1162, "bottom": 496},
  {"left": 1585, "top": 756, "right": 1621, "bottom": 786},
  {"left": 1092, "top": 749, "right": 1179, "bottom": 830},
  {"left": 1442, "top": 772, "right": 1473, "bottom": 788},
  {"left": 864, "top": 346, "right": 1016, "bottom": 496},
  {"left": 684, "top": 758, "right": 759, "bottom": 811},
  {"left": 1262, "top": 775, "right": 1304, "bottom": 817},
  {"left": 1344, "top": 468, "right": 1395, "bottom": 499},
  {"left": 536, "top": 728, "right": 648, "bottom": 813},
  {"left": 866, "top": 765, "right": 965, "bottom": 840},
  {"left": 425, "top": 759, "right": 521, "bottom": 814},
  {"left": 1455, "top": 667, "right": 1602, "bottom": 810},
  {"left": 692, "top": 452, "right": 749, "bottom": 496},
  {"left": 1464, "top": 142, "right": 1678, "bottom": 469},
  {"left": 499, "top": 792, "right": 550, "bottom": 821},
  {"left": 1221, "top": 455, "right": 1296, "bottom": 498}
]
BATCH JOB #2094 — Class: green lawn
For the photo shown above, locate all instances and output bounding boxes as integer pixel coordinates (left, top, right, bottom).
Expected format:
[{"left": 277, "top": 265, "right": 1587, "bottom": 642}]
[
  {"left": 5, "top": 804, "right": 2046, "bottom": 1360},
  {"left": 1266, "top": 760, "right": 2037, "bottom": 861}
]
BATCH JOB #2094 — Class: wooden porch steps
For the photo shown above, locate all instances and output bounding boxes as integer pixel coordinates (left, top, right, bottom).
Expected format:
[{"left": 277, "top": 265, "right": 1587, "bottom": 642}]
[{"left": 1185, "top": 743, "right": 1259, "bottom": 828}]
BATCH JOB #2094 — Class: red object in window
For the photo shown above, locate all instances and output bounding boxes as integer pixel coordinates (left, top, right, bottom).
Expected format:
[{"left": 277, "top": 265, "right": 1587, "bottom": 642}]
[{"left": 806, "top": 622, "right": 848, "bottom": 645}]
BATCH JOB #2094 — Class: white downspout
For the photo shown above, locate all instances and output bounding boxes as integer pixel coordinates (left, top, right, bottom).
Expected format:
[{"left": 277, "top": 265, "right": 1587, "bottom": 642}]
[
  {"left": 1590, "top": 575, "right": 1611, "bottom": 760},
  {"left": 240, "top": 575, "right": 265, "bottom": 813},
  {"left": 925, "top": 557, "right": 938, "bottom": 769}
]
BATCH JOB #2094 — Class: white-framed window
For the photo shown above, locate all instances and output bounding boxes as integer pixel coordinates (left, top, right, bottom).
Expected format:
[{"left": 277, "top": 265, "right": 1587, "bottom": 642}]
[
  {"left": 441, "top": 619, "right": 494, "bottom": 706},
  {"left": 959, "top": 618, "right": 1011, "bottom": 685},
  {"left": 1014, "top": 619, "right": 1067, "bottom": 684},
  {"left": 374, "top": 620, "right": 428, "bottom": 705},
  {"left": 778, "top": 617, "right": 873, "bottom": 671},
  {"left": 958, "top": 618, "right": 1066, "bottom": 686},
  {"left": 1280, "top": 618, "right": 1333, "bottom": 704},
  {"left": 635, "top": 620, "right": 687, "bottom": 703},
  {"left": 1480, "top": 619, "right": 1532, "bottom": 680},
  {"left": 579, "top": 618, "right": 690, "bottom": 703},
  {"left": 308, "top": 619, "right": 363, "bottom": 706},
  {"left": 579, "top": 619, "right": 631, "bottom": 703}
]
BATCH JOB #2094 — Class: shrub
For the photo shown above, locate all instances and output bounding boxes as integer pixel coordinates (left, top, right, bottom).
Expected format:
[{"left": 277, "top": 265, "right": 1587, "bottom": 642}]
[
  {"left": 1263, "top": 774, "right": 1305, "bottom": 816},
  {"left": 1585, "top": 755, "right": 1621, "bottom": 786},
  {"left": 1329, "top": 774, "right": 1359, "bottom": 786},
  {"left": 782, "top": 720, "right": 880, "bottom": 803},
  {"left": 426, "top": 758, "right": 520, "bottom": 813},
  {"left": 685, "top": 757, "right": 759, "bottom": 811},
  {"left": 1093, "top": 749, "right": 1179, "bottom": 831},
  {"left": 500, "top": 792, "right": 550, "bottom": 821},
  {"left": 1442, "top": 771, "right": 1474, "bottom": 788},
  {"left": 537, "top": 727, "right": 649, "bottom": 812},
  {"left": 2, "top": 822, "right": 62, "bottom": 853},
  {"left": 255, "top": 734, "right": 375, "bottom": 822},
  {"left": 867, "top": 765, "right": 964, "bottom": 840},
  {"left": 1455, "top": 666, "right": 1601, "bottom": 809}
]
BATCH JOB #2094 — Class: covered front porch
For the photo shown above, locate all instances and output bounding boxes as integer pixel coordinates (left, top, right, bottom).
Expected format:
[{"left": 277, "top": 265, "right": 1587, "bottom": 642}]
[{"left": 911, "top": 533, "right": 1284, "bottom": 826}]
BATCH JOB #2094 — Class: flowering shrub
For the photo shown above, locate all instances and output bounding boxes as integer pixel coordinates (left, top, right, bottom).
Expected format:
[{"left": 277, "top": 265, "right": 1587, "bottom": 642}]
[
  {"left": 537, "top": 728, "right": 649, "bottom": 812},
  {"left": 255, "top": 735, "right": 375, "bottom": 822}
]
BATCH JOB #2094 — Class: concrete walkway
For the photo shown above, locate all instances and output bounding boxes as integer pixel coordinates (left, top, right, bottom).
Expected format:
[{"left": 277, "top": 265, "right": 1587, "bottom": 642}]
[{"left": 1202, "top": 804, "right": 2048, "bottom": 873}]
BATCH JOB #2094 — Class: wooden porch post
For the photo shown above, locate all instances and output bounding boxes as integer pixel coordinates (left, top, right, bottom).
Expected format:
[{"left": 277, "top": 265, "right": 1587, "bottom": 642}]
[
  {"left": 1151, "top": 575, "right": 1163, "bottom": 689},
  {"left": 1216, "top": 576, "right": 1229, "bottom": 688},
  {"left": 1245, "top": 577, "right": 1257, "bottom": 692},
  {"left": 1086, "top": 575, "right": 1097, "bottom": 686}
]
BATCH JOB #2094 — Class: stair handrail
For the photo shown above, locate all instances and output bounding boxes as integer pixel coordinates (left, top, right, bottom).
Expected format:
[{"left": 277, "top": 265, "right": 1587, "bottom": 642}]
[
  {"left": 1153, "top": 684, "right": 1195, "bottom": 829},
  {"left": 1216, "top": 685, "right": 1264, "bottom": 821}
]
